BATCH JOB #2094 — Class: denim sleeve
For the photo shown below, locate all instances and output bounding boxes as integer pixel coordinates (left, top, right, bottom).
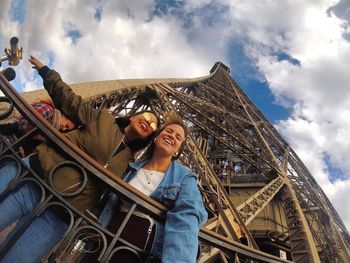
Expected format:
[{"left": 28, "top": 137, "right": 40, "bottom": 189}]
[{"left": 162, "top": 172, "right": 208, "bottom": 263}]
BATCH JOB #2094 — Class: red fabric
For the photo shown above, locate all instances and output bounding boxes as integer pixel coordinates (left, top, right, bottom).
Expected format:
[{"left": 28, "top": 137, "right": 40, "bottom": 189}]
[{"left": 17, "top": 102, "right": 54, "bottom": 140}]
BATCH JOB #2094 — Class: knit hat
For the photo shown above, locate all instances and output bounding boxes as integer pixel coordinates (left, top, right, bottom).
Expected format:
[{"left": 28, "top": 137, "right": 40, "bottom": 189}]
[{"left": 51, "top": 109, "right": 61, "bottom": 130}]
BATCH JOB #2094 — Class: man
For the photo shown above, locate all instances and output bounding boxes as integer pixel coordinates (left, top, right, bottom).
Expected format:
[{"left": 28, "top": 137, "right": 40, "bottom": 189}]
[{"left": 0, "top": 98, "right": 75, "bottom": 156}]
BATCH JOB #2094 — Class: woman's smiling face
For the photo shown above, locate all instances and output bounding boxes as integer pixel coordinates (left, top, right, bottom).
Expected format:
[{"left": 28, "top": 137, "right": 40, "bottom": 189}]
[{"left": 154, "top": 124, "right": 185, "bottom": 157}]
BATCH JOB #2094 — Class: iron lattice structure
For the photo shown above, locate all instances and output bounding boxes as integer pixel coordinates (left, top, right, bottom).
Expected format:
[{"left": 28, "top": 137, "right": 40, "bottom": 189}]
[{"left": 0, "top": 62, "right": 350, "bottom": 263}]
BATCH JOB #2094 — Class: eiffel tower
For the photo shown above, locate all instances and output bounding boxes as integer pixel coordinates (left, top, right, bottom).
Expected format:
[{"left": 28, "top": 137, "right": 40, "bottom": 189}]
[{"left": 1, "top": 62, "right": 350, "bottom": 263}]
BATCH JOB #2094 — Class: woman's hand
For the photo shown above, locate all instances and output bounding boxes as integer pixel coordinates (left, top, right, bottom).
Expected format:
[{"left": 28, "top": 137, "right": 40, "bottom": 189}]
[{"left": 28, "top": 55, "right": 45, "bottom": 70}]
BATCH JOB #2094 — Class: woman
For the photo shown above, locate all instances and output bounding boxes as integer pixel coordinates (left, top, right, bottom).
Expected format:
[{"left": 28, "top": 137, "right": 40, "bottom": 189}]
[
  {"left": 107, "top": 114, "right": 208, "bottom": 262},
  {"left": 0, "top": 56, "right": 160, "bottom": 263}
]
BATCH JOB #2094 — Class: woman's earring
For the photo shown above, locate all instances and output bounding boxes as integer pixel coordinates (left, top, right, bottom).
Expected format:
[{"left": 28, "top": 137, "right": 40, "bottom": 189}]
[
  {"left": 173, "top": 152, "right": 179, "bottom": 157},
  {"left": 154, "top": 137, "right": 157, "bottom": 143}
]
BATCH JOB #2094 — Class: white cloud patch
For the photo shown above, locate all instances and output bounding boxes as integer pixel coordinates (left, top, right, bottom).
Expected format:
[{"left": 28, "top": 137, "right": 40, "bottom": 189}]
[
  {"left": 1, "top": 0, "right": 349, "bottom": 232},
  {"left": 1, "top": 0, "right": 223, "bottom": 88}
]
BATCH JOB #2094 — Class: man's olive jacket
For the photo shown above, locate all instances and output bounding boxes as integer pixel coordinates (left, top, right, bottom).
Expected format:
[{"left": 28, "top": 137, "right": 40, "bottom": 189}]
[{"left": 36, "top": 67, "right": 132, "bottom": 212}]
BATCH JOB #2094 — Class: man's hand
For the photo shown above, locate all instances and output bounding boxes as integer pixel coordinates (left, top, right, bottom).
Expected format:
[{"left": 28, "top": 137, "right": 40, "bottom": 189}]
[{"left": 28, "top": 55, "right": 45, "bottom": 70}]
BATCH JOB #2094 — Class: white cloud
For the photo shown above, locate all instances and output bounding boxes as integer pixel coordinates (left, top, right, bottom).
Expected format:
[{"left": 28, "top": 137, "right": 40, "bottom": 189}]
[{"left": 1, "top": 0, "right": 223, "bottom": 88}]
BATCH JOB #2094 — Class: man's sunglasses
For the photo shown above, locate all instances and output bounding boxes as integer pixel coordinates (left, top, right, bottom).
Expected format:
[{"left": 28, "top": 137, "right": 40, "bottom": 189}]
[{"left": 142, "top": 112, "right": 158, "bottom": 132}]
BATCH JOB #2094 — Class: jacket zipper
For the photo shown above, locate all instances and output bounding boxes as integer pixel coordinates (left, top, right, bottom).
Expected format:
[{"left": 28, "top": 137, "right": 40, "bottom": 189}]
[
  {"left": 104, "top": 135, "right": 125, "bottom": 168},
  {"left": 144, "top": 224, "right": 153, "bottom": 250}
]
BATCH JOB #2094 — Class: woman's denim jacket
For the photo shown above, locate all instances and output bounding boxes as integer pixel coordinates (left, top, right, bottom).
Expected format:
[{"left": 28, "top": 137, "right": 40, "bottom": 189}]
[{"left": 123, "top": 159, "right": 208, "bottom": 263}]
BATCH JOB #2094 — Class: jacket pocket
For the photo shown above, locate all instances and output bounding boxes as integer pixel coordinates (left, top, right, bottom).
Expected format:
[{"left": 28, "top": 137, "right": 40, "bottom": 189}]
[{"left": 161, "top": 184, "right": 180, "bottom": 207}]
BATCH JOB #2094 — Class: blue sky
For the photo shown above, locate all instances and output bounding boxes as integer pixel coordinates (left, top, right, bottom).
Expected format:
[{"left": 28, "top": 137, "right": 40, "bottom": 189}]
[{"left": 1, "top": 0, "right": 350, "bottom": 230}]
